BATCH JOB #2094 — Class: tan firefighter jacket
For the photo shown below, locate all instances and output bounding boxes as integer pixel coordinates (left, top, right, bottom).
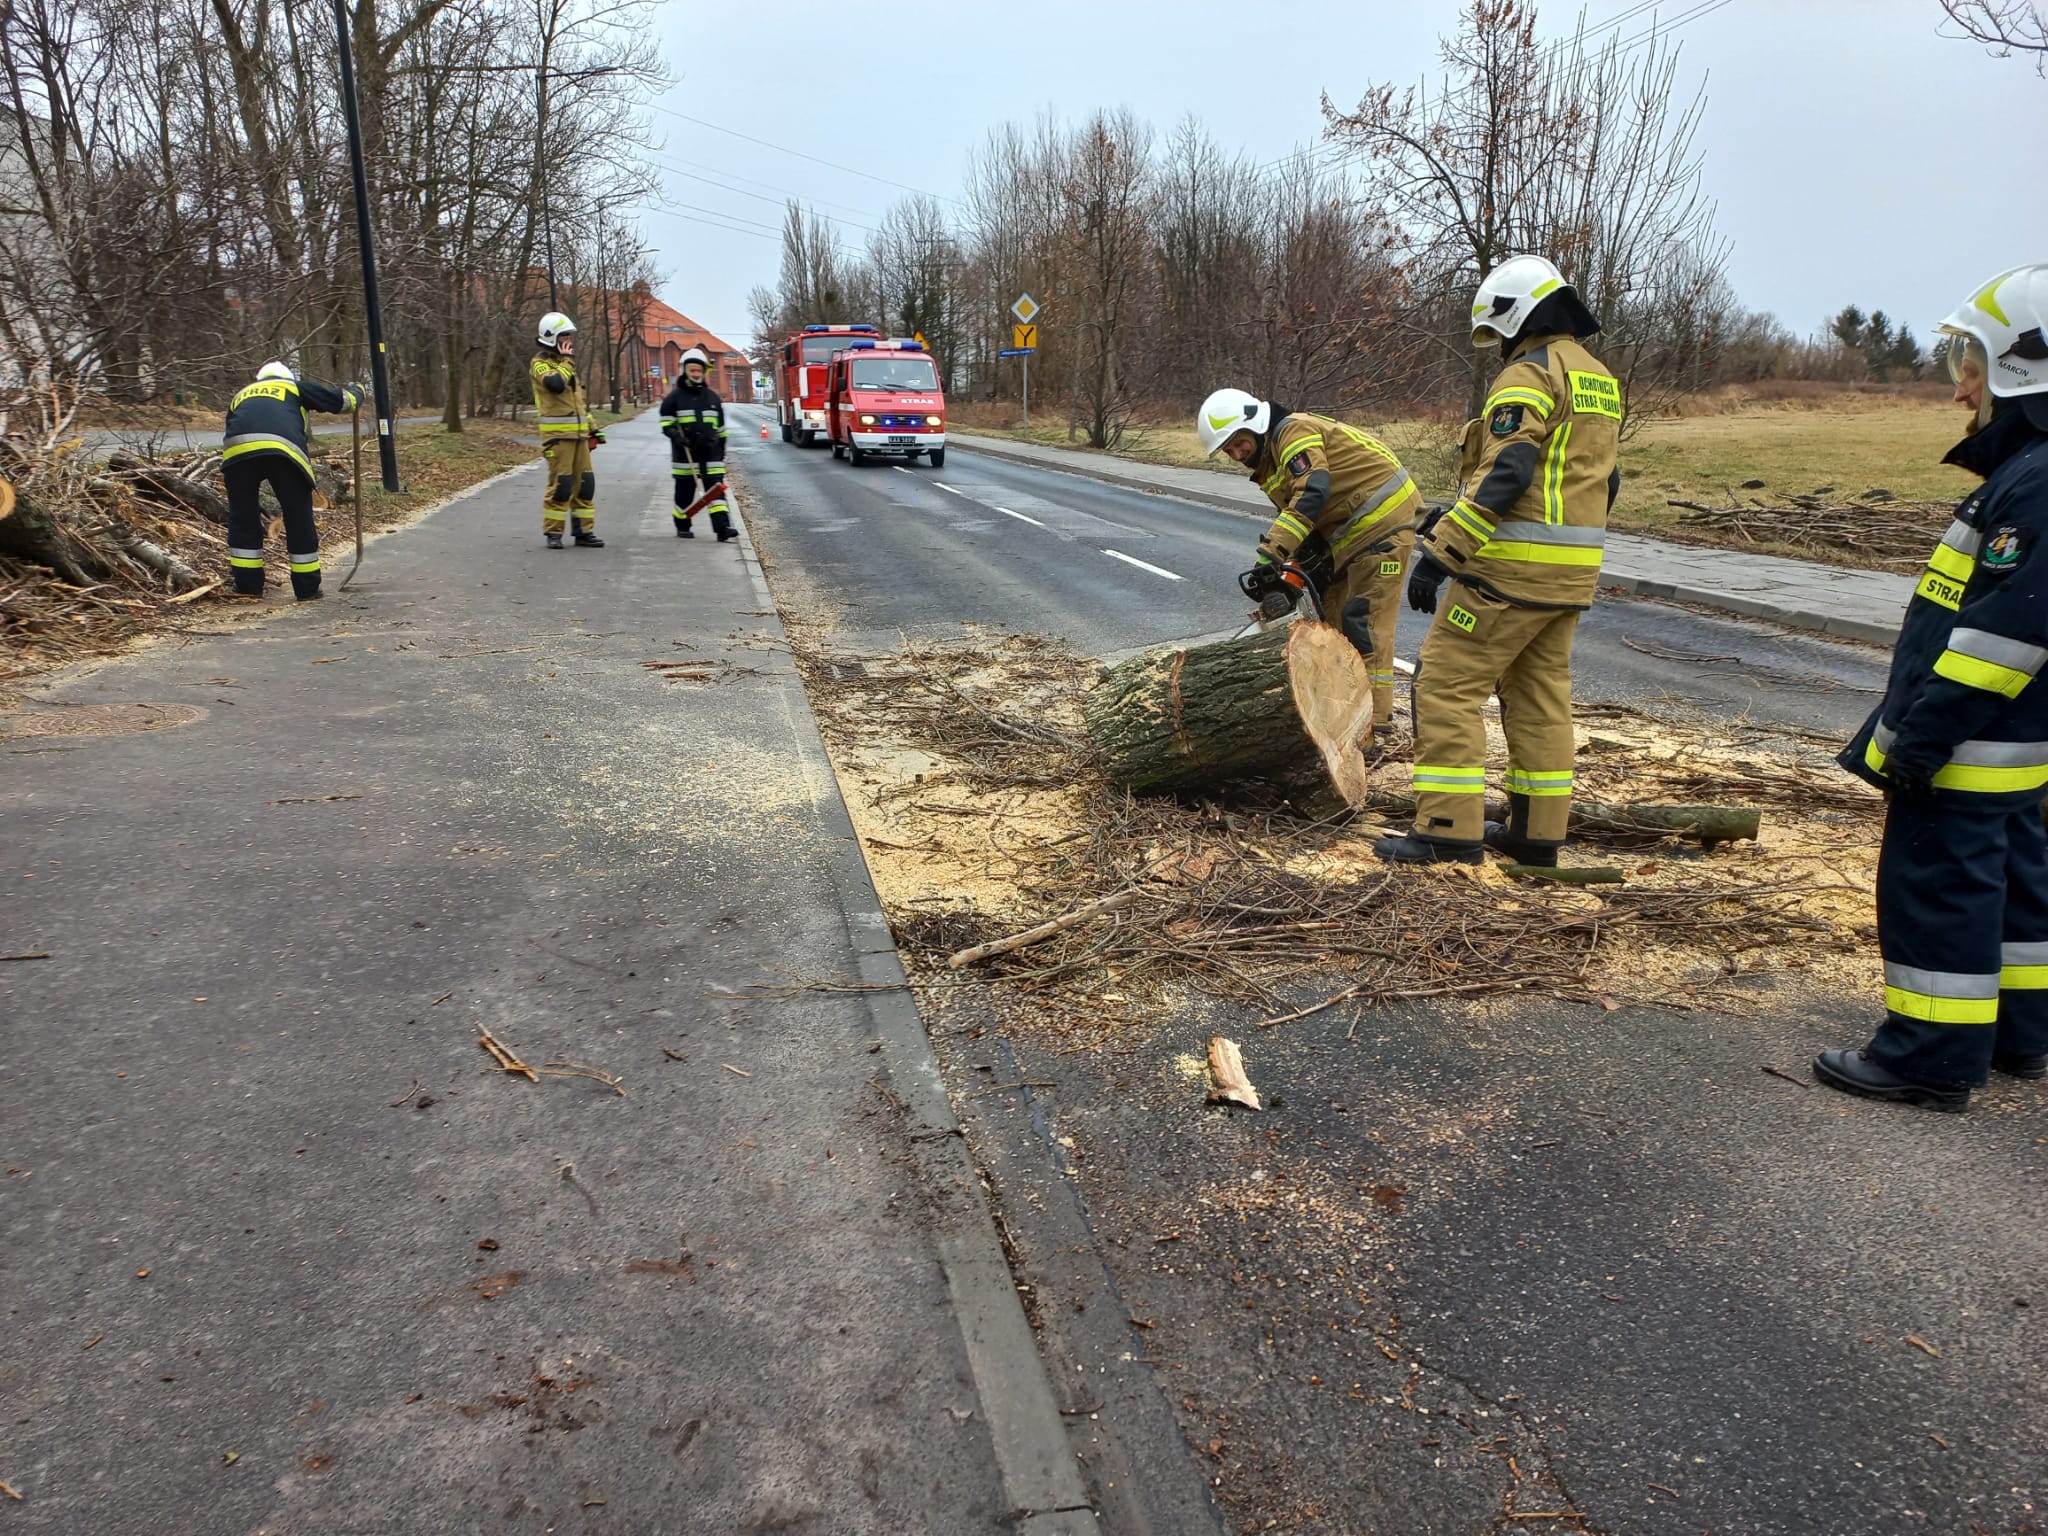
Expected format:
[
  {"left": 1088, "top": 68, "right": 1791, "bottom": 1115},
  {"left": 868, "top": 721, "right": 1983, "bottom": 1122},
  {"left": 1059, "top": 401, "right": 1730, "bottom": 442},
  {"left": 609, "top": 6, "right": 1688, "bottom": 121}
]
[
  {"left": 1251, "top": 412, "right": 1423, "bottom": 572},
  {"left": 531, "top": 350, "right": 593, "bottom": 442},
  {"left": 1422, "top": 333, "right": 1623, "bottom": 608}
]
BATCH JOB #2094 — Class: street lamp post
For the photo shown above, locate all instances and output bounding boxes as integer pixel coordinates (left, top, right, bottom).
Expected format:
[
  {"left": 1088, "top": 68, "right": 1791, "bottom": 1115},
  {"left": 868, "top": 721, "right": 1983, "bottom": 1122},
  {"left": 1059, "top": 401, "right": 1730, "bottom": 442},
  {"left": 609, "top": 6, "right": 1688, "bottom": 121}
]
[{"left": 331, "top": 0, "right": 401, "bottom": 492}]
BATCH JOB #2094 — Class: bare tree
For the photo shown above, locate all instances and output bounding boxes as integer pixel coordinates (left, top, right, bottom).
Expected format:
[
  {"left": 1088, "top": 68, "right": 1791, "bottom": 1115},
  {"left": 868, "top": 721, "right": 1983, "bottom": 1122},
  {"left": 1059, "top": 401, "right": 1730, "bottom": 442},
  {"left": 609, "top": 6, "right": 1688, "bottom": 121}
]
[
  {"left": 1939, "top": 0, "right": 2048, "bottom": 68},
  {"left": 1325, "top": 0, "right": 1727, "bottom": 425}
]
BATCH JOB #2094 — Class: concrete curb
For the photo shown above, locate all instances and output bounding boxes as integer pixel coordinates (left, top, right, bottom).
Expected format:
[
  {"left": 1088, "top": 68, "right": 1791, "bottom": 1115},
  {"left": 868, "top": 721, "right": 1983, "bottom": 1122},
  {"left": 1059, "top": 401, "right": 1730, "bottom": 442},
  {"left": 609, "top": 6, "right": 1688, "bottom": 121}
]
[
  {"left": 953, "top": 432, "right": 1907, "bottom": 646},
  {"left": 726, "top": 497, "right": 1102, "bottom": 1534}
]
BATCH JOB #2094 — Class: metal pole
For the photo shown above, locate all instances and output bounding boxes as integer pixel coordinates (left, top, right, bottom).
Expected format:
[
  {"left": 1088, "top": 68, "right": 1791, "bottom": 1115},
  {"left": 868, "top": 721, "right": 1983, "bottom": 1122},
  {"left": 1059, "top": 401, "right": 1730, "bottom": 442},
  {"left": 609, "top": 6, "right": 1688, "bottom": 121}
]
[
  {"left": 1022, "top": 353, "right": 1029, "bottom": 432},
  {"left": 537, "top": 70, "right": 559, "bottom": 310},
  {"left": 341, "top": 405, "right": 365, "bottom": 589},
  {"left": 332, "top": 0, "right": 400, "bottom": 493}
]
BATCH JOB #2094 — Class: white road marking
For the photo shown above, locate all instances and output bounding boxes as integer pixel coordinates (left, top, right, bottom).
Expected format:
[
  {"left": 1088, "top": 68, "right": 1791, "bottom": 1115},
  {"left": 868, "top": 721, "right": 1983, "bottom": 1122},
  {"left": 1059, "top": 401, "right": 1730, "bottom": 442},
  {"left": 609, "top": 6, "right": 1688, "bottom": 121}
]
[
  {"left": 1101, "top": 549, "right": 1183, "bottom": 582},
  {"left": 934, "top": 482, "right": 965, "bottom": 496},
  {"left": 894, "top": 466, "right": 915, "bottom": 474},
  {"left": 994, "top": 506, "right": 1047, "bottom": 528}
]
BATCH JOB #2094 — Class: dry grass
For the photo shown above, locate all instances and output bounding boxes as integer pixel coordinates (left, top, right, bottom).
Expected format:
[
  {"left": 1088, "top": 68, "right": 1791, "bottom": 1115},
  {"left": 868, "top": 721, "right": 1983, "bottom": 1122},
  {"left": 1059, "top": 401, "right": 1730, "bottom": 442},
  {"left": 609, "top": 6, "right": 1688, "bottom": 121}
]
[{"left": 952, "top": 391, "right": 1972, "bottom": 571}]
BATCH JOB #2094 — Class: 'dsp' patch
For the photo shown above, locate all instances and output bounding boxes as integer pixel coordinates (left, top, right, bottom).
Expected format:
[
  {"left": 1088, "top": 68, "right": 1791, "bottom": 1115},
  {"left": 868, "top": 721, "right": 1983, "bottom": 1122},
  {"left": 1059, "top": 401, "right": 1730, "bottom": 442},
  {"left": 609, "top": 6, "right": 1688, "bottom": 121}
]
[
  {"left": 1983, "top": 525, "right": 2026, "bottom": 571},
  {"left": 1446, "top": 604, "right": 1478, "bottom": 634},
  {"left": 1489, "top": 403, "right": 1524, "bottom": 437},
  {"left": 1287, "top": 450, "right": 1312, "bottom": 476}
]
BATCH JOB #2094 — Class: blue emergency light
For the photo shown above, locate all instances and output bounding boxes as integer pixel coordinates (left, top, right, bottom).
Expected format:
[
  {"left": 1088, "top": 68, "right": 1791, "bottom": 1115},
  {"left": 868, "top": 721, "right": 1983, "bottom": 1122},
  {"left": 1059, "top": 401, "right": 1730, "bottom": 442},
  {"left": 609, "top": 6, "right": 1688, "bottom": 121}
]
[
  {"left": 898, "top": 342, "right": 924, "bottom": 351},
  {"left": 803, "top": 324, "right": 828, "bottom": 332},
  {"left": 849, "top": 340, "right": 876, "bottom": 348},
  {"left": 850, "top": 324, "right": 878, "bottom": 333}
]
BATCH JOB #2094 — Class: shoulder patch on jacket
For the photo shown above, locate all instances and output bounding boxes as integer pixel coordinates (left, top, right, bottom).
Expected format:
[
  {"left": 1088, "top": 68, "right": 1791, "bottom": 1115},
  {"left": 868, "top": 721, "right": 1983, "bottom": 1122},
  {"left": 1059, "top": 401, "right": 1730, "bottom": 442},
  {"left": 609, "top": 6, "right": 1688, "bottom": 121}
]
[
  {"left": 1983, "top": 525, "right": 2026, "bottom": 571},
  {"left": 1287, "top": 450, "right": 1312, "bottom": 476},
  {"left": 1489, "top": 403, "right": 1524, "bottom": 437}
]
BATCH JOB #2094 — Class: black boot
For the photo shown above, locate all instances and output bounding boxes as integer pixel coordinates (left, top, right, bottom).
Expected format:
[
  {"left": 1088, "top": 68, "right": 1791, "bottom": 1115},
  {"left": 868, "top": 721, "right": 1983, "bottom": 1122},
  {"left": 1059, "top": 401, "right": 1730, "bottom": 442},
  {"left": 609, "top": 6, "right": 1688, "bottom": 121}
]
[
  {"left": 1993, "top": 1051, "right": 2048, "bottom": 1079},
  {"left": 675, "top": 518, "right": 694, "bottom": 539},
  {"left": 1812, "top": 1048, "right": 1971, "bottom": 1112},
  {"left": 573, "top": 530, "right": 605, "bottom": 547},
  {"left": 1484, "top": 821, "right": 1558, "bottom": 867},
  {"left": 1373, "top": 832, "right": 1483, "bottom": 865},
  {"left": 545, "top": 532, "right": 565, "bottom": 549}
]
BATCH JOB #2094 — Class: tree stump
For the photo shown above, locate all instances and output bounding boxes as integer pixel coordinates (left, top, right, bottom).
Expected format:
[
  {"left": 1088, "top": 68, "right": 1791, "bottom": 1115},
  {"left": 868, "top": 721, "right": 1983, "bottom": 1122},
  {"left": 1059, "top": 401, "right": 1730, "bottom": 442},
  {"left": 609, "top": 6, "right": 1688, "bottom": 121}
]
[{"left": 1084, "top": 621, "right": 1373, "bottom": 806}]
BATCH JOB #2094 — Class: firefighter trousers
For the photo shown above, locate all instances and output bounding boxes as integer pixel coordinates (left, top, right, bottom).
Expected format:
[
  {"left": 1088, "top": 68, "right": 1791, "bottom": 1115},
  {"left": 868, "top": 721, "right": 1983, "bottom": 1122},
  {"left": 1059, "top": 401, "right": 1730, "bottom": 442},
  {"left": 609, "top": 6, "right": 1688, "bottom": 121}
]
[
  {"left": 223, "top": 454, "right": 321, "bottom": 599},
  {"left": 1865, "top": 795, "right": 2048, "bottom": 1088},
  {"left": 540, "top": 436, "right": 595, "bottom": 535},
  {"left": 672, "top": 442, "right": 731, "bottom": 536},
  {"left": 1410, "top": 581, "right": 1580, "bottom": 847},
  {"left": 1321, "top": 525, "right": 1415, "bottom": 732}
]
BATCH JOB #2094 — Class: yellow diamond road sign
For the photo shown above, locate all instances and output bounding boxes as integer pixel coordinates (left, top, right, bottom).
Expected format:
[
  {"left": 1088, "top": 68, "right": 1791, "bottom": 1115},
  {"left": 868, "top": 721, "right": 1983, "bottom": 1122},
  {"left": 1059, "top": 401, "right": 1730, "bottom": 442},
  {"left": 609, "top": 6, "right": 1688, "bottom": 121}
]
[
  {"left": 1013, "top": 323, "right": 1037, "bottom": 350},
  {"left": 1011, "top": 293, "right": 1039, "bottom": 325}
]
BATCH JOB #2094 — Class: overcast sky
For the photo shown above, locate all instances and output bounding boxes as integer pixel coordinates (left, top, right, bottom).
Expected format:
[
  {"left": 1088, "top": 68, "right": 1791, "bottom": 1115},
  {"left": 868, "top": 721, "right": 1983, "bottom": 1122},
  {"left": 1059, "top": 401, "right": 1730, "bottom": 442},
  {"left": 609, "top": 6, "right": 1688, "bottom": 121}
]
[{"left": 632, "top": 0, "right": 2047, "bottom": 355}]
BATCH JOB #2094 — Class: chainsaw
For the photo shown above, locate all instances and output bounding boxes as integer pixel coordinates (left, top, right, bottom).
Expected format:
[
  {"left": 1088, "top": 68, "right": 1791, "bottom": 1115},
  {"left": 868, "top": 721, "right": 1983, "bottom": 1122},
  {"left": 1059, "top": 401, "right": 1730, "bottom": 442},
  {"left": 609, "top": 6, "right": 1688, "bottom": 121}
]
[{"left": 1232, "top": 561, "right": 1321, "bottom": 639}]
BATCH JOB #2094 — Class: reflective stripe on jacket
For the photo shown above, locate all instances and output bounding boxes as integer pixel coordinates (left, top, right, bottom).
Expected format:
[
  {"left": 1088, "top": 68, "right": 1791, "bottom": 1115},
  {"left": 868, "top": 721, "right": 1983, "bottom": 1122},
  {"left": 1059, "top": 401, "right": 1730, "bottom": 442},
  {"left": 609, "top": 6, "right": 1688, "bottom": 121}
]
[
  {"left": 1250, "top": 412, "right": 1421, "bottom": 571},
  {"left": 1841, "top": 413, "right": 2048, "bottom": 808},
  {"left": 222, "top": 377, "right": 358, "bottom": 477},
  {"left": 1422, "top": 333, "right": 1622, "bottom": 609},
  {"left": 531, "top": 352, "right": 591, "bottom": 437}
]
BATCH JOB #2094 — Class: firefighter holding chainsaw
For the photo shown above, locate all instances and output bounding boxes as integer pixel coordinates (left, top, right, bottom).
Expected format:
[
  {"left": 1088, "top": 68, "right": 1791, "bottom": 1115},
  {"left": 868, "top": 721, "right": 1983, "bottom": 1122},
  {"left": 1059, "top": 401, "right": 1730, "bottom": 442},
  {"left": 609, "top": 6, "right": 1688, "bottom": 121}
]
[
  {"left": 1198, "top": 392, "right": 1423, "bottom": 734},
  {"left": 660, "top": 347, "right": 735, "bottom": 541},
  {"left": 1373, "top": 255, "right": 1621, "bottom": 868},
  {"left": 531, "top": 311, "right": 604, "bottom": 548}
]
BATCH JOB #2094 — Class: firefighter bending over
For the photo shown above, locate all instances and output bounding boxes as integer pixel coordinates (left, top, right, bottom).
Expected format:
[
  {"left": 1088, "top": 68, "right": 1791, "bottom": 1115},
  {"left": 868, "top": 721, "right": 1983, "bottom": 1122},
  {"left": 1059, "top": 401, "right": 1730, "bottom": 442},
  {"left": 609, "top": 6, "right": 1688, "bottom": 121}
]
[
  {"left": 222, "top": 361, "right": 363, "bottom": 601},
  {"left": 1198, "top": 391, "right": 1422, "bottom": 736}
]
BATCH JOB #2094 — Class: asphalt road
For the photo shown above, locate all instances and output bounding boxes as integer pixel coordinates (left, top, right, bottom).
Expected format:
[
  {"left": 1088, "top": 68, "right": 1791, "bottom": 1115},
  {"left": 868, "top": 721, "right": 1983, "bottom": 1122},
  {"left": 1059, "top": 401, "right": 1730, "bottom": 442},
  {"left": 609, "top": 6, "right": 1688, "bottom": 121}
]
[
  {"left": 732, "top": 403, "right": 2047, "bottom": 1536},
  {"left": 0, "top": 413, "right": 1091, "bottom": 1535}
]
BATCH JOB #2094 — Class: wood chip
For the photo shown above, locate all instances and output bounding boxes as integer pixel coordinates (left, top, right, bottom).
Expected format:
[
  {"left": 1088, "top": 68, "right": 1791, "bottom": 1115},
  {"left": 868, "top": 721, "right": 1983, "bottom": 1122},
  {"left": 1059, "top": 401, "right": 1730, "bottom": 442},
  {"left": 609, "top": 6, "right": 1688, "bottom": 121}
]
[
  {"left": 0, "top": 952, "right": 53, "bottom": 962},
  {"left": 1906, "top": 1333, "right": 1941, "bottom": 1357},
  {"left": 0, "top": 1479, "right": 21, "bottom": 1500},
  {"left": 82, "top": 1333, "right": 103, "bottom": 1350},
  {"left": 721, "top": 1063, "right": 751, "bottom": 1077},
  {"left": 1206, "top": 1037, "right": 1261, "bottom": 1111}
]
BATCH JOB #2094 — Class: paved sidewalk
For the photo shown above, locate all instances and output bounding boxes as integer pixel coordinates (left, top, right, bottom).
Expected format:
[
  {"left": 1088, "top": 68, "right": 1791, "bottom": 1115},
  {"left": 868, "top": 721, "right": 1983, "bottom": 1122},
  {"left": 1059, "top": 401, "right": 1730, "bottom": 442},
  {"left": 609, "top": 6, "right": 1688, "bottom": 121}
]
[
  {"left": 0, "top": 416, "right": 1096, "bottom": 1535},
  {"left": 953, "top": 431, "right": 1917, "bottom": 645}
]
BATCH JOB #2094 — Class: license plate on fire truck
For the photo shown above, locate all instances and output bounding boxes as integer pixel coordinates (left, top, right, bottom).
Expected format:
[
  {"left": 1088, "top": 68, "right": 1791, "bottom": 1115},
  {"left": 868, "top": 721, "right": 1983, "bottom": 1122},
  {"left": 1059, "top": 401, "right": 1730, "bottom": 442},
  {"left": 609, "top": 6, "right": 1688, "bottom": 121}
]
[{"left": 886, "top": 435, "right": 915, "bottom": 445}]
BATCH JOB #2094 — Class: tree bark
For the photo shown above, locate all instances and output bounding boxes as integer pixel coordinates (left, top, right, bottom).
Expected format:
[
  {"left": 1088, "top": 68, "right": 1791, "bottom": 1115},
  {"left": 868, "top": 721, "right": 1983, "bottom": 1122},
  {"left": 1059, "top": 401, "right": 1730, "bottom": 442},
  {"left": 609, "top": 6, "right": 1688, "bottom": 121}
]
[
  {"left": 106, "top": 453, "right": 231, "bottom": 526},
  {"left": 0, "top": 477, "right": 102, "bottom": 586},
  {"left": 1084, "top": 621, "right": 1374, "bottom": 806}
]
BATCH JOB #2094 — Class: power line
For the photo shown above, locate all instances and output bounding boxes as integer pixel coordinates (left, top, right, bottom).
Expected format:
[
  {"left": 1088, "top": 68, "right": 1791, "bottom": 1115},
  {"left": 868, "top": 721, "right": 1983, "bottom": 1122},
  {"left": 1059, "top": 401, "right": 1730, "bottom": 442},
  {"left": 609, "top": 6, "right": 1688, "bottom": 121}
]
[{"left": 645, "top": 103, "right": 960, "bottom": 204}]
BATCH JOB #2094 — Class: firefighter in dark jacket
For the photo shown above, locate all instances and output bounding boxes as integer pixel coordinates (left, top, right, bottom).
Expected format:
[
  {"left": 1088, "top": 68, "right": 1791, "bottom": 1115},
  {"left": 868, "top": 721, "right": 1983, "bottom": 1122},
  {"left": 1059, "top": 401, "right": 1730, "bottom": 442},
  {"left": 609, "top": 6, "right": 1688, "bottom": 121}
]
[
  {"left": 221, "top": 361, "right": 363, "bottom": 600},
  {"left": 660, "top": 347, "right": 734, "bottom": 541},
  {"left": 1817, "top": 264, "right": 2048, "bottom": 1112},
  {"left": 1197, "top": 390, "right": 1422, "bottom": 736},
  {"left": 532, "top": 311, "right": 603, "bottom": 548},
  {"left": 1373, "top": 255, "right": 1622, "bottom": 867}
]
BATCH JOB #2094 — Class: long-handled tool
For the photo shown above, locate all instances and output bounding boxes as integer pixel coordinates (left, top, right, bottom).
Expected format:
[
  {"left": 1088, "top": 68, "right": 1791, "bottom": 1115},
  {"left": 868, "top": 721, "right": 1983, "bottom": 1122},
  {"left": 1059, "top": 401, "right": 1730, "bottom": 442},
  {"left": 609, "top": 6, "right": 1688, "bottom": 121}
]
[
  {"left": 673, "top": 479, "right": 728, "bottom": 522},
  {"left": 340, "top": 403, "right": 365, "bottom": 589}
]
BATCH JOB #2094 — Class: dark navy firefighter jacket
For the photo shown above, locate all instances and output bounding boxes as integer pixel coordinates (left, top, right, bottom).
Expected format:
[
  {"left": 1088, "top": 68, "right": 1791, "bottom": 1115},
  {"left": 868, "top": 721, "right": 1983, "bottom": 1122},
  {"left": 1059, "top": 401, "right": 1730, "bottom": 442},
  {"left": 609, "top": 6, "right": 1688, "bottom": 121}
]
[
  {"left": 1841, "top": 406, "right": 2048, "bottom": 810},
  {"left": 223, "top": 377, "right": 360, "bottom": 480}
]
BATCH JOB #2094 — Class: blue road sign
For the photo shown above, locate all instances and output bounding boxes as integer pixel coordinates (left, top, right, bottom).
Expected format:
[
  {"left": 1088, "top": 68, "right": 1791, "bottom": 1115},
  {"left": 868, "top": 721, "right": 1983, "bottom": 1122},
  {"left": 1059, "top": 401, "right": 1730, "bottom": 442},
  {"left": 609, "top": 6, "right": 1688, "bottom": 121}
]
[{"left": 998, "top": 347, "right": 1036, "bottom": 358}]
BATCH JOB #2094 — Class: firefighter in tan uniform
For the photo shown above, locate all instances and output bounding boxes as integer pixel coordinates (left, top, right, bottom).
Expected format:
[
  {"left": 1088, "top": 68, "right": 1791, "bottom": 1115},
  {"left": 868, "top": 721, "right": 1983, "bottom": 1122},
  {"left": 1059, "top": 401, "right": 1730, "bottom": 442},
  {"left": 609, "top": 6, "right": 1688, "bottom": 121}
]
[
  {"left": 1373, "top": 256, "right": 1622, "bottom": 866},
  {"left": 531, "top": 311, "right": 604, "bottom": 548},
  {"left": 1197, "top": 391, "right": 1422, "bottom": 731}
]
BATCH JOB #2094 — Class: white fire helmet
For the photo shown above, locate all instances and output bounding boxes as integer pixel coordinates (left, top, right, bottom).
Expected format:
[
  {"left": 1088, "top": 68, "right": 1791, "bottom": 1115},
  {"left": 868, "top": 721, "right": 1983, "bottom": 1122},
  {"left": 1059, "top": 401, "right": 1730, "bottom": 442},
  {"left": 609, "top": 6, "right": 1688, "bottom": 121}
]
[
  {"left": 1196, "top": 388, "right": 1270, "bottom": 457},
  {"left": 1940, "top": 265, "right": 2048, "bottom": 408},
  {"left": 537, "top": 311, "right": 578, "bottom": 349},
  {"left": 256, "top": 360, "right": 296, "bottom": 383},
  {"left": 1470, "top": 255, "right": 1576, "bottom": 346}
]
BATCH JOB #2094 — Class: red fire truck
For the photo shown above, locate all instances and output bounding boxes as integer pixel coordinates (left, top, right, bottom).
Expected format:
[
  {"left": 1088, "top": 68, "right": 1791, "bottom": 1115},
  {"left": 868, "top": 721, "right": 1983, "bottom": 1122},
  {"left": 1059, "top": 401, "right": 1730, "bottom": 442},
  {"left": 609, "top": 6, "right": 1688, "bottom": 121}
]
[
  {"left": 825, "top": 338, "right": 946, "bottom": 468},
  {"left": 776, "top": 323, "right": 878, "bottom": 446}
]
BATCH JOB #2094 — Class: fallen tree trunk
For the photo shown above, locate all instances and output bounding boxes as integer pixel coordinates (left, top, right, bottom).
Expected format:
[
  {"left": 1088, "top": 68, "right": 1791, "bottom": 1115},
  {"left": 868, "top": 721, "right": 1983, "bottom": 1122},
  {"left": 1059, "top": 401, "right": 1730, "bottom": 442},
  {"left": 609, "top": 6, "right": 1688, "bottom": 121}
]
[
  {"left": 0, "top": 475, "right": 103, "bottom": 586},
  {"left": 1084, "top": 621, "right": 1373, "bottom": 807}
]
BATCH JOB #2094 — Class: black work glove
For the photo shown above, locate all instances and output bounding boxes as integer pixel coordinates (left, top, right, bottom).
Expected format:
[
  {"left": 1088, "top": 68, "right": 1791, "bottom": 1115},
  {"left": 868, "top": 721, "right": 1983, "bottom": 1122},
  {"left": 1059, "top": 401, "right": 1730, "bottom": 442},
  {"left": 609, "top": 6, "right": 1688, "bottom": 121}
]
[
  {"left": 1882, "top": 739, "right": 1945, "bottom": 796},
  {"left": 1407, "top": 552, "right": 1449, "bottom": 614}
]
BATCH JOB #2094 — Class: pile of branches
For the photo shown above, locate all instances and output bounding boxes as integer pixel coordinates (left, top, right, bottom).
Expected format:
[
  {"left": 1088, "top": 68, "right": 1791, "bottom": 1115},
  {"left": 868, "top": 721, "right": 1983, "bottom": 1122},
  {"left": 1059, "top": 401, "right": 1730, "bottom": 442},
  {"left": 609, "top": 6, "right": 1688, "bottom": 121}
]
[
  {"left": 1665, "top": 490, "right": 1949, "bottom": 571},
  {"left": 0, "top": 385, "right": 348, "bottom": 683},
  {"left": 787, "top": 638, "right": 1853, "bottom": 1022}
]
